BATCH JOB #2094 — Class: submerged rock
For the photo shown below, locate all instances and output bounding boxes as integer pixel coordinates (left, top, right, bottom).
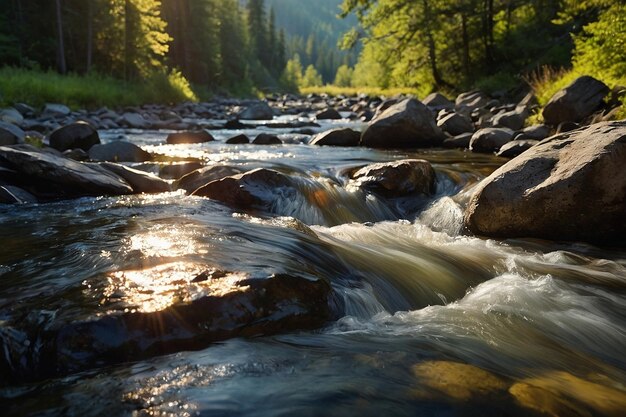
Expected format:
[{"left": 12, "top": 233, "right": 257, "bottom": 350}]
[
  {"left": 542, "top": 76, "right": 609, "bottom": 125},
  {"left": 48, "top": 121, "right": 100, "bottom": 152},
  {"left": 88, "top": 141, "right": 151, "bottom": 162},
  {"left": 464, "top": 121, "right": 626, "bottom": 244},
  {"left": 310, "top": 128, "right": 360, "bottom": 147},
  {"left": 166, "top": 130, "right": 214, "bottom": 144},
  {"left": 350, "top": 159, "right": 437, "bottom": 198},
  {"left": 360, "top": 98, "right": 445, "bottom": 148}
]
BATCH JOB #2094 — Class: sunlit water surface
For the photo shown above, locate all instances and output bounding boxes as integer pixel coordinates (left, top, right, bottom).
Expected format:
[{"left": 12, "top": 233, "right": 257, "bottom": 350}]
[{"left": 1, "top": 120, "right": 625, "bottom": 416}]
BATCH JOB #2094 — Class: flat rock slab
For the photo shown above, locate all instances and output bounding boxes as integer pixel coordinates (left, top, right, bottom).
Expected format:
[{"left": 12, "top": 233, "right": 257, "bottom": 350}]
[
  {"left": 0, "top": 145, "right": 132, "bottom": 198},
  {"left": 464, "top": 121, "right": 626, "bottom": 245}
]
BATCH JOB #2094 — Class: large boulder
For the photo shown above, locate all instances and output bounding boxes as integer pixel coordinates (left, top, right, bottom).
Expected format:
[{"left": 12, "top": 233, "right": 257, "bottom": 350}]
[
  {"left": 48, "top": 121, "right": 100, "bottom": 152},
  {"left": 437, "top": 112, "right": 474, "bottom": 136},
  {"left": 238, "top": 101, "right": 274, "bottom": 120},
  {"left": 0, "top": 145, "right": 132, "bottom": 198},
  {"left": 166, "top": 130, "right": 214, "bottom": 144},
  {"left": 176, "top": 165, "right": 243, "bottom": 193},
  {"left": 542, "top": 76, "right": 609, "bottom": 126},
  {"left": 97, "top": 162, "right": 171, "bottom": 194},
  {"left": 469, "top": 127, "right": 515, "bottom": 153},
  {"left": 349, "top": 159, "right": 436, "bottom": 198},
  {"left": 310, "top": 128, "right": 360, "bottom": 147},
  {"left": 88, "top": 141, "right": 151, "bottom": 162},
  {"left": 192, "top": 168, "right": 295, "bottom": 209},
  {"left": 464, "top": 121, "right": 626, "bottom": 244},
  {"left": 0, "top": 122, "right": 25, "bottom": 145},
  {"left": 360, "top": 98, "right": 445, "bottom": 148}
]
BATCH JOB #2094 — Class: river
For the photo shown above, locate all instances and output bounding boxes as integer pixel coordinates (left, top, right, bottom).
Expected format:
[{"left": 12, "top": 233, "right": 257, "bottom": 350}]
[{"left": 1, "top": 117, "right": 625, "bottom": 416}]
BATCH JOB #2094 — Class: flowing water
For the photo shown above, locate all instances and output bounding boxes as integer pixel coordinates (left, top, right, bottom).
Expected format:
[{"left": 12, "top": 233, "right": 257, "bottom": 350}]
[{"left": 1, "top": 119, "right": 625, "bottom": 416}]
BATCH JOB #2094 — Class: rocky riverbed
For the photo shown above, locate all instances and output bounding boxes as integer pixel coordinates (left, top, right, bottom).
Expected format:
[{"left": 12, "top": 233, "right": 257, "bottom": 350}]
[{"left": 1, "top": 76, "right": 625, "bottom": 416}]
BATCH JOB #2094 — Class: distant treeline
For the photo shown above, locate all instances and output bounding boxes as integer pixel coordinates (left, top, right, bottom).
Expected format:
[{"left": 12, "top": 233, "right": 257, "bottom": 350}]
[{"left": 0, "top": 0, "right": 287, "bottom": 94}]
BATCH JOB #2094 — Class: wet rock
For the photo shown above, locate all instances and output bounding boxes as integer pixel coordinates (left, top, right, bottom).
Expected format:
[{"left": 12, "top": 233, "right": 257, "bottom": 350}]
[
  {"left": 120, "top": 112, "right": 150, "bottom": 129},
  {"left": 223, "top": 119, "right": 252, "bottom": 129},
  {"left": 0, "top": 122, "right": 25, "bottom": 145},
  {"left": 350, "top": 159, "right": 436, "bottom": 198},
  {"left": 437, "top": 112, "right": 474, "bottom": 136},
  {"left": 98, "top": 162, "right": 171, "bottom": 194},
  {"left": 159, "top": 162, "right": 204, "bottom": 180},
  {"left": 0, "top": 145, "right": 132, "bottom": 198},
  {"left": 315, "top": 108, "right": 342, "bottom": 120},
  {"left": 469, "top": 127, "right": 515, "bottom": 153},
  {"left": 31, "top": 269, "right": 340, "bottom": 379},
  {"left": 542, "top": 76, "right": 609, "bottom": 125},
  {"left": 310, "top": 128, "right": 360, "bottom": 147},
  {"left": 42, "top": 103, "right": 71, "bottom": 117},
  {"left": 442, "top": 132, "right": 473, "bottom": 149},
  {"left": 496, "top": 139, "right": 538, "bottom": 158},
  {"left": 225, "top": 134, "right": 250, "bottom": 144},
  {"left": 239, "top": 101, "right": 274, "bottom": 120},
  {"left": 0, "top": 108, "right": 24, "bottom": 125},
  {"left": 166, "top": 130, "right": 214, "bottom": 144},
  {"left": 88, "top": 141, "right": 151, "bottom": 162},
  {"left": 252, "top": 133, "right": 282, "bottom": 145},
  {"left": 361, "top": 98, "right": 445, "bottom": 148},
  {"left": 48, "top": 121, "right": 100, "bottom": 152},
  {"left": 464, "top": 121, "right": 626, "bottom": 245},
  {"left": 422, "top": 92, "right": 454, "bottom": 110},
  {"left": 176, "top": 165, "right": 243, "bottom": 193},
  {"left": 63, "top": 148, "right": 89, "bottom": 161},
  {"left": 0, "top": 185, "right": 38, "bottom": 204},
  {"left": 192, "top": 168, "right": 294, "bottom": 209}
]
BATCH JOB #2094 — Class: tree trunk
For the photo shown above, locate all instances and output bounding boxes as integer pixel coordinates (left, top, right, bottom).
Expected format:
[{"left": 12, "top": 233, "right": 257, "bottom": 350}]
[
  {"left": 124, "top": 0, "right": 132, "bottom": 80},
  {"left": 483, "top": 0, "right": 495, "bottom": 72},
  {"left": 461, "top": 12, "right": 471, "bottom": 83},
  {"left": 422, "top": 0, "right": 453, "bottom": 90},
  {"left": 55, "top": 0, "right": 67, "bottom": 74},
  {"left": 86, "top": 0, "right": 93, "bottom": 72}
]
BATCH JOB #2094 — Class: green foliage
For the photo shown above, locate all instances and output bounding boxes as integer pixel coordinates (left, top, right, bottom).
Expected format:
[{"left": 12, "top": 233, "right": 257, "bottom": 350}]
[
  {"left": 0, "top": 67, "right": 197, "bottom": 108},
  {"left": 334, "top": 64, "right": 354, "bottom": 87},
  {"left": 301, "top": 65, "right": 323, "bottom": 87},
  {"left": 280, "top": 54, "right": 303, "bottom": 92}
]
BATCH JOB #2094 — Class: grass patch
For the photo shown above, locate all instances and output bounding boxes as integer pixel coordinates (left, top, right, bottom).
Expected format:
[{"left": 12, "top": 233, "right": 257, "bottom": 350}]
[{"left": 0, "top": 67, "right": 198, "bottom": 109}]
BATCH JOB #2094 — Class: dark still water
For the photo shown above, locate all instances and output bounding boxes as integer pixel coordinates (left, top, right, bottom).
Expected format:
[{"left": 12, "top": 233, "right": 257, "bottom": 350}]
[{"left": 1, "top": 121, "right": 625, "bottom": 416}]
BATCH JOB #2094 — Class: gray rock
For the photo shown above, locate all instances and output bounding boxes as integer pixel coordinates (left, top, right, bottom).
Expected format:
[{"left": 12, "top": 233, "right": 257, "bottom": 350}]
[
  {"left": 310, "top": 128, "right": 360, "bottom": 147},
  {"left": 252, "top": 133, "right": 281, "bottom": 145},
  {"left": 422, "top": 92, "right": 454, "bottom": 110},
  {"left": 98, "top": 162, "right": 170, "bottom": 194},
  {"left": 159, "top": 162, "right": 204, "bottom": 179},
  {"left": 464, "top": 121, "right": 626, "bottom": 244},
  {"left": 469, "top": 127, "right": 515, "bottom": 153},
  {"left": 88, "top": 141, "right": 151, "bottom": 162},
  {"left": 0, "top": 122, "right": 25, "bottom": 145},
  {"left": 360, "top": 98, "right": 445, "bottom": 148},
  {"left": 349, "top": 159, "right": 436, "bottom": 198},
  {"left": 13, "top": 103, "right": 36, "bottom": 117},
  {"left": 120, "top": 113, "right": 149, "bottom": 129},
  {"left": 315, "top": 108, "right": 342, "bottom": 120},
  {"left": 437, "top": 112, "right": 474, "bottom": 136},
  {"left": 496, "top": 139, "right": 538, "bottom": 158},
  {"left": 0, "top": 108, "right": 24, "bottom": 125},
  {"left": 42, "top": 103, "right": 71, "bottom": 117},
  {"left": 0, "top": 185, "right": 38, "bottom": 204},
  {"left": 225, "top": 134, "right": 250, "bottom": 144},
  {"left": 166, "top": 130, "right": 214, "bottom": 144},
  {"left": 542, "top": 76, "right": 609, "bottom": 125},
  {"left": 521, "top": 124, "right": 551, "bottom": 140},
  {"left": 455, "top": 91, "right": 490, "bottom": 112},
  {"left": 48, "top": 122, "right": 100, "bottom": 152},
  {"left": 491, "top": 108, "right": 528, "bottom": 131},
  {"left": 442, "top": 132, "right": 473, "bottom": 149},
  {"left": 176, "top": 165, "right": 243, "bottom": 193},
  {"left": 0, "top": 145, "right": 132, "bottom": 197},
  {"left": 238, "top": 101, "right": 274, "bottom": 120}
]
